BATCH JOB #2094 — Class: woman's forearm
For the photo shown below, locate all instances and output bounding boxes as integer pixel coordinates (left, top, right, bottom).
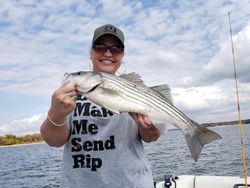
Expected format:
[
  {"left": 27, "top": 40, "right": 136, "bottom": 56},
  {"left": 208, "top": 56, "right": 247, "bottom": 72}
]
[{"left": 40, "top": 117, "right": 70, "bottom": 147}]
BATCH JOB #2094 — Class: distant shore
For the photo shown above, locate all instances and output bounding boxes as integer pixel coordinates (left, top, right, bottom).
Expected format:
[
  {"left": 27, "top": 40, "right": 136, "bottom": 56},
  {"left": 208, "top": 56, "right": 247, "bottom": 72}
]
[
  {"left": 0, "top": 133, "right": 43, "bottom": 147},
  {"left": 0, "top": 141, "right": 45, "bottom": 148},
  {"left": 201, "top": 119, "right": 250, "bottom": 127}
]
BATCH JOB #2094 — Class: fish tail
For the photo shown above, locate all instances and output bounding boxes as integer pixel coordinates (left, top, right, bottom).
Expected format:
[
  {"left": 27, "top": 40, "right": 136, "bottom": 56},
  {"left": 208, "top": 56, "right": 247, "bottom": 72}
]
[{"left": 185, "top": 124, "right": 222, "bottom": 162}]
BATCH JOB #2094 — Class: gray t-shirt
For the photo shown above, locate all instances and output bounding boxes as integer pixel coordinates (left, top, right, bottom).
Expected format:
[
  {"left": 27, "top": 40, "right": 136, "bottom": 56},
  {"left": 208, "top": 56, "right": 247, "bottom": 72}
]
[{"left": 60, "top": 96, "right": 154, "bottom": 188}]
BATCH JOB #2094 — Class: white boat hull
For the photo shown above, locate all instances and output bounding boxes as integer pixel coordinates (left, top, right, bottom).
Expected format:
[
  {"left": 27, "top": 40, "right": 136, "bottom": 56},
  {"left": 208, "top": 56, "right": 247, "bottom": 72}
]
[{"left": 155, "top": 175, "right": 250, "bottom": 188}]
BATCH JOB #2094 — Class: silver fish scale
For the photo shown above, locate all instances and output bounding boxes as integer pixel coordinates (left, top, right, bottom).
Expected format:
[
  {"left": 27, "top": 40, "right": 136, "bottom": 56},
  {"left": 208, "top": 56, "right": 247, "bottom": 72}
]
[{"left": 101, "top": 73, "right": 194, "bottom": 132}]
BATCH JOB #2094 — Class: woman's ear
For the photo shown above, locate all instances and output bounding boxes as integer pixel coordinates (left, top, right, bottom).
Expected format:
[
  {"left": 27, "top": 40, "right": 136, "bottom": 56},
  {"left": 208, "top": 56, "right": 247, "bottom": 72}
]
[
  {"left": 121, "top": 50, "right": 125, "bottom": 58},
  {"left": 90, "top": 48, "right": 92, "bottom": 59}
]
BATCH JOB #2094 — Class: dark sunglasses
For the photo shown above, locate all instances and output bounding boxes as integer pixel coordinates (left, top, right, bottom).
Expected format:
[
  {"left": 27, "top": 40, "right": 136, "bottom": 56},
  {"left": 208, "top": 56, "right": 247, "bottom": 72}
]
[{"left": 92, "top": 44, "right": 124, "bottom": 54}]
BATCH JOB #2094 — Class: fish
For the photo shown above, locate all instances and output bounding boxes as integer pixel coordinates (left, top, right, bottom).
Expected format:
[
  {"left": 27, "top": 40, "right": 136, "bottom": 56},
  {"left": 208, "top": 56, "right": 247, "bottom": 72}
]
[{"left": 63, "top": 71, "right": 222, "bottom": 161}]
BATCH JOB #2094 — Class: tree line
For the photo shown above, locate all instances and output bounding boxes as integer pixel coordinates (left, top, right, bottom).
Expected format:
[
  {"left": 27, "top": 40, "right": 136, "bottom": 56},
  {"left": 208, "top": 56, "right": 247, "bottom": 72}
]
[
  {"left": 202, "top": 119, "right": 250, "bottom": 127},
  {"left": 0, "top": 133, "right": 43, "bottom": 146}
]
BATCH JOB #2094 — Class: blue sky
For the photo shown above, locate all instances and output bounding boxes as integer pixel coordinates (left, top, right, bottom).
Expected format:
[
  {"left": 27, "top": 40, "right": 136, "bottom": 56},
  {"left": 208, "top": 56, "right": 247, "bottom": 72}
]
[{"left": 0, "top": 0, "right": 250, "bottom": 136}]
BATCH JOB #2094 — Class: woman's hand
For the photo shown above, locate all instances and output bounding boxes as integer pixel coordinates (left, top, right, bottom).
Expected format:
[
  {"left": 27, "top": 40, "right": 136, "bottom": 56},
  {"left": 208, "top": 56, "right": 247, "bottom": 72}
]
[
  {"left": 48, "top": 84, "right": 77, "bottom": 125},
  {"left": 129, "top": 113, "right": 161, "bottom": 142}
]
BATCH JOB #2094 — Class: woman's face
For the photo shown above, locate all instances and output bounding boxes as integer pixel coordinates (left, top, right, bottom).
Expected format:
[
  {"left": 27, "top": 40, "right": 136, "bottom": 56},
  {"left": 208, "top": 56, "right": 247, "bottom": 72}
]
[{"left": 90, "top": 35, "right": 124, "bottom": 75}]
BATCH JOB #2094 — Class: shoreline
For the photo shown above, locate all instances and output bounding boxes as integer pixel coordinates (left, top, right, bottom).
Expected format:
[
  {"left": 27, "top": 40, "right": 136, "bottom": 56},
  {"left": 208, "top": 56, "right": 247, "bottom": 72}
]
[
  {"left": 0, "top": 141, "right": 45, "bottom": 148},
  {"left": 202, "top": 119, "right": 250, "bottom": 127}
]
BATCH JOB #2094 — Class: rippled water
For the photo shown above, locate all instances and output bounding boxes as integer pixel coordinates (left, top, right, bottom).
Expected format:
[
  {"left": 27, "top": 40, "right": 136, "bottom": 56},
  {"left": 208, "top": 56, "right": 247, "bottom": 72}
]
[
  {"left": 0, "top": 143, "right": 62, "bottom": 187},
  {"left": 0, "top": 125, "right": 249, "bottom": 187},
  {"left": 146, "top": 125, "right": 250, "bottom": 182}
]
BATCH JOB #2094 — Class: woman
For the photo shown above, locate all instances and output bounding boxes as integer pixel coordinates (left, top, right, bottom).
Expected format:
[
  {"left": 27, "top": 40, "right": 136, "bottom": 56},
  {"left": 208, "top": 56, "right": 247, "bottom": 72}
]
[{"left": 41, "top": 24, "right": 162, "bottom": 188}]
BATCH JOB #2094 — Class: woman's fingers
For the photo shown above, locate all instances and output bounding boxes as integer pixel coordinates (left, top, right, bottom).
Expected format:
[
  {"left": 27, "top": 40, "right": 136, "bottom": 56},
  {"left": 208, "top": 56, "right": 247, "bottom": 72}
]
[{"left": 129, "top": 113, "right": 153, "bottom": 129}]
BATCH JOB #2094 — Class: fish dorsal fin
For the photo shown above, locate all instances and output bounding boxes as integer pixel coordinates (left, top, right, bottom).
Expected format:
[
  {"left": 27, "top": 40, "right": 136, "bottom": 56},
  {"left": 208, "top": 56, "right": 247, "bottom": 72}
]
[
  {"left": 119, "top": 72, "right": 146, "bottom": 86},
  {"left": 150, "top": 84, "right": 173, "bottom": 105}
]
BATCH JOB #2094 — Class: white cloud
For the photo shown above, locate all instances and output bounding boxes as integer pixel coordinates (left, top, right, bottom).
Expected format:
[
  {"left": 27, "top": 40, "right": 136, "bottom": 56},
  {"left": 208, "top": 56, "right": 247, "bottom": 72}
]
[
  {"left": 0, "top": 0, "right": 250, "bottom": 135},
  {"left": 198, "top": 25, "right": 250, "bottom": 85},
  {"left": 0, "top": 114, "right": 46, "bottom": 136}
]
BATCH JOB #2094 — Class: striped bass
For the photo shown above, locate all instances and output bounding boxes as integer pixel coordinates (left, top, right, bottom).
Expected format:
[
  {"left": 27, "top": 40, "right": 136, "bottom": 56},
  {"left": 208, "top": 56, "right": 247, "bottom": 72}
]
[{"left": 63, "top": 71, "right": 222, "bottom": 161}]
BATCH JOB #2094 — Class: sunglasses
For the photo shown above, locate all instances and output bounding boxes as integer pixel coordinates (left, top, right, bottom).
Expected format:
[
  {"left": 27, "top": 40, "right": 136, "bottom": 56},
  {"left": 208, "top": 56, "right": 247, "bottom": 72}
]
[{"left": 92, "top": 44, "right": 124, "bottom": 54}]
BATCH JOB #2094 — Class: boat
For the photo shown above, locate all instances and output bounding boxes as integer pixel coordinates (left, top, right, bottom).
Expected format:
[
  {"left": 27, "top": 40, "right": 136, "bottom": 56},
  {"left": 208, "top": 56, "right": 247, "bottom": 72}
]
[{"left": 155, "top": 175, "right": 250, "bottom": 188}]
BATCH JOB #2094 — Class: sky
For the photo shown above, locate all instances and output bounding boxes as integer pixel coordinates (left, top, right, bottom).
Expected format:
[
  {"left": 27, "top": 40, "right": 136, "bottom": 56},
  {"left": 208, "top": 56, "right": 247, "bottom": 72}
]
[{"left": 0, "top": 0, "right": 250, "bottom": 136}]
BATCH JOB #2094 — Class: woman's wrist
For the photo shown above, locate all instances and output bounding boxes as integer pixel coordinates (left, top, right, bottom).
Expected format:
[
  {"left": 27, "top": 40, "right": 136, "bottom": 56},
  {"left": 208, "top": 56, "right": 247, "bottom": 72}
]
[{"left": 47, "top": 110, "right": 67, "bottom": 127}]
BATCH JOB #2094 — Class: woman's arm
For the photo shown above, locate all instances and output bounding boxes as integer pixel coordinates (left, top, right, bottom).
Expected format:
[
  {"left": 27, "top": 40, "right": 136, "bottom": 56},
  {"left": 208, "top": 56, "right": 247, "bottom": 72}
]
[{"left": 40, "top": 85, "right": 77, "bottom": 147}]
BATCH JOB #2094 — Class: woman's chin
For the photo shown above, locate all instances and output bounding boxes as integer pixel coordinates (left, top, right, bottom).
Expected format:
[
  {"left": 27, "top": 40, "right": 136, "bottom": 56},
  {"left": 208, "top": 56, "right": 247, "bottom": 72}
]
[{"left": 94, "top": 65, "right": 117, "bottom": 74}]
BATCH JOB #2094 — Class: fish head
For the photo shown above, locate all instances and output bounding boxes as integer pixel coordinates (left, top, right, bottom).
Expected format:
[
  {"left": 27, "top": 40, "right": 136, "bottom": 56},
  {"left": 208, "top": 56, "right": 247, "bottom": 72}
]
[{"left": 72, "top": 71, "right": 102, "bottom": 94}]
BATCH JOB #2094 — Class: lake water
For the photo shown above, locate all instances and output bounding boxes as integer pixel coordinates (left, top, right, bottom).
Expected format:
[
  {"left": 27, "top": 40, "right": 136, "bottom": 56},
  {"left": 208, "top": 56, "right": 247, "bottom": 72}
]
[{"left": 0, "top": 125, "right": 249, "bottom": 187}]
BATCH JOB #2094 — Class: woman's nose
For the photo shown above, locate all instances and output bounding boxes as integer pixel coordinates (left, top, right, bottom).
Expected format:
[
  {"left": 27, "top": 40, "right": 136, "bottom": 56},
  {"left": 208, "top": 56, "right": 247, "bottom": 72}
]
[{"left": 103, "top": 49, "right": 112, "bottom": 56}]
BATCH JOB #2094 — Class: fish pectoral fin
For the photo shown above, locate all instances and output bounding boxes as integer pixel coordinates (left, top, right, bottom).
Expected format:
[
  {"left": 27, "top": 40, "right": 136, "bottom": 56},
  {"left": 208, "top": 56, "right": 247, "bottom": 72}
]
[
  {"left": 150, "top": 121, "right": 169, "bottom": 133},
  {"left": 100, "top": 87, "right": 121, "bottom": 114},
  {"left": 150, "top": 84, "right": 173, "bottom": 105}
]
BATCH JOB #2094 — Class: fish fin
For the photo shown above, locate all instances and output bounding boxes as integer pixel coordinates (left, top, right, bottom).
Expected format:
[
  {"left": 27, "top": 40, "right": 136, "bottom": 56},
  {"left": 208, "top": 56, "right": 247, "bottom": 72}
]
[
  {"left": 184, "top": 124, "right": 222, "bottom": 162},
  {"left": 151, "top": 121, "right": 169, "bottom": 134},
  {"left": 196, "top": 124, "right": 222, "bottom": 144},
  {"left": 119, "top": 72, "right": 146, "bottom": 86},
  {"left": 150, "top": 85, "right": 173, "bottom": 105},
  {"left": 100, "top": 87, "right": 121, "bottom": 114}
]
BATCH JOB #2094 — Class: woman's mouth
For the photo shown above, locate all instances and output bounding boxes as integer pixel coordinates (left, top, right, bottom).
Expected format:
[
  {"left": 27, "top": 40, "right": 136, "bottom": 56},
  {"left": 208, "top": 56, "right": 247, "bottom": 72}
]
[{"left": 100, "top": 59, "right": 114, "bottom": 64}]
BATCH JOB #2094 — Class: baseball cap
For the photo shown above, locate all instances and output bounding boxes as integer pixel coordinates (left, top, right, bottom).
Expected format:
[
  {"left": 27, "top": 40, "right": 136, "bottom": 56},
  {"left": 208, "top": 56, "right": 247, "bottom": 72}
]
[{"left": 92, "top": 24, "right": 125, "bottom": 47}]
